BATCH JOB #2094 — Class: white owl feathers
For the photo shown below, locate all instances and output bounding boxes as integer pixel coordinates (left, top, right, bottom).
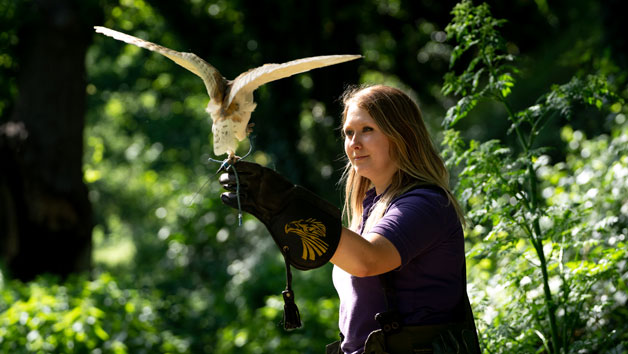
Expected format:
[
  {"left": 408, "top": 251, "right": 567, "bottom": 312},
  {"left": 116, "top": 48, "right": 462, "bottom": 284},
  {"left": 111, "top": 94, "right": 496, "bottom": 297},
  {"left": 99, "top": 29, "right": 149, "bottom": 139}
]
[{"left": 94, "top": 26, "right": 361, "bottom": 159}]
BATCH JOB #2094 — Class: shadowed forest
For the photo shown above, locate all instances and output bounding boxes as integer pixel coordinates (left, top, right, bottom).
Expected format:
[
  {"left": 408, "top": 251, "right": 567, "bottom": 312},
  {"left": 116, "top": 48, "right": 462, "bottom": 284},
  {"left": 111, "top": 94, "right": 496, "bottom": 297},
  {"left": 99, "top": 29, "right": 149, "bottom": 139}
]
[{"left": 0, "top": 0, "right": 627, "bottom": 352}]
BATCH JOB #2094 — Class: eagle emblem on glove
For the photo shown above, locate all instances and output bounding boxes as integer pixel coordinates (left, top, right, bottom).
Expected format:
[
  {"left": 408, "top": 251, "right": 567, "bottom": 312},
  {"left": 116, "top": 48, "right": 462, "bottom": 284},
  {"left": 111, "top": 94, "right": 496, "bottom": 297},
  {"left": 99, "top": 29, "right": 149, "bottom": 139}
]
[{"left": 285, "top": 218, "right": 329, "bottom": 261}]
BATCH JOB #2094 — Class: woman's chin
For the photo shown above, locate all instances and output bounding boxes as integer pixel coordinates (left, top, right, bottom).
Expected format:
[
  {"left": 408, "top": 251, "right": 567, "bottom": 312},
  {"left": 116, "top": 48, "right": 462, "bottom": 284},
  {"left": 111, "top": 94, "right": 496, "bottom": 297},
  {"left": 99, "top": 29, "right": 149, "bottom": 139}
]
[{"left": 353, "top": 166, "right": 373, "bottom": 180}]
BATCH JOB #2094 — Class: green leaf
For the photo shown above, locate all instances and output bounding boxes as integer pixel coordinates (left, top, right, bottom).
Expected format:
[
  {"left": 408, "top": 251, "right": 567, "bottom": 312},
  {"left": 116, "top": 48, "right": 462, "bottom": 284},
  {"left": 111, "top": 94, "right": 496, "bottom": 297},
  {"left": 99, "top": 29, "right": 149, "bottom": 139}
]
[
  {"left": 443, "top": 94, "right": 480, "bottom": 127},
  {"left": 93, "top": 324, "right": 109, "bottom": 341}
]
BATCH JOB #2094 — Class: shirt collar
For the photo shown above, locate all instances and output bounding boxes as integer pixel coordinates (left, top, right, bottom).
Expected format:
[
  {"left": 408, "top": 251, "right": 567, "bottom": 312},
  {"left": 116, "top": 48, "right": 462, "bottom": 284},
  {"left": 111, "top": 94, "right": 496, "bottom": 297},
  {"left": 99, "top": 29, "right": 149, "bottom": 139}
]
[{"left": 359, "top": 188, "right": 384, "bottom": 234}]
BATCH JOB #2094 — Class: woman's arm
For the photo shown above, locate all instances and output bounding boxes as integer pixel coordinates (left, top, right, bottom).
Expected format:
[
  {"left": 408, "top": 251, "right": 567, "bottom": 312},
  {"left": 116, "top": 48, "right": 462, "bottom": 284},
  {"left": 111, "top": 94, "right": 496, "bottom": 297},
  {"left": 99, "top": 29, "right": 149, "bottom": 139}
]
[
  {"left": 330, "top": 227, "right": 401, "bottom": 277},
  {"left": 218, "top": 161, "right": 400, "bottom": 274}
]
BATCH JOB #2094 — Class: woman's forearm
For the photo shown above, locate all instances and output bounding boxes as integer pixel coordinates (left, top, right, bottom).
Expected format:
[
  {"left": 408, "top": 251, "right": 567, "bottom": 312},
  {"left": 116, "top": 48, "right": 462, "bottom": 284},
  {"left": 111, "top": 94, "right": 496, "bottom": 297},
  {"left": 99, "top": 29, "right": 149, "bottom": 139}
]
[{"left": 330, "top": 227, "right": 401, "bottom": 277}]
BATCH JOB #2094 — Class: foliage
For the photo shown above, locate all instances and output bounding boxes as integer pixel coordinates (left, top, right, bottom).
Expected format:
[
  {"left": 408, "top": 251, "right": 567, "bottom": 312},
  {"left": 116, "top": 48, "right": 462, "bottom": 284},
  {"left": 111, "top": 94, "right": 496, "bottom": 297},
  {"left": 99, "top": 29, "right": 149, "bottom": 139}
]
[
  {"left": 0, "top": 273, "right": 188, "bottom": 353},
  {"left": 1, "top": 0, "right": 627, "bottom": 353},
  {"left": 441, "top": 1, "right": 627, "bottom": 353}
]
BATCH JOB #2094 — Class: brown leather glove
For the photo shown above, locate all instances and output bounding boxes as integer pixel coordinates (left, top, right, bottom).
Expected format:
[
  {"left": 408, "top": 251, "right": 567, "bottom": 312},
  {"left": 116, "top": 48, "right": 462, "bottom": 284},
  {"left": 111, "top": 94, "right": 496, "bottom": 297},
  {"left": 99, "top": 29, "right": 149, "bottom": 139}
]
[{"left": 219, "top": 161, "right": 341, "bottom": 270}]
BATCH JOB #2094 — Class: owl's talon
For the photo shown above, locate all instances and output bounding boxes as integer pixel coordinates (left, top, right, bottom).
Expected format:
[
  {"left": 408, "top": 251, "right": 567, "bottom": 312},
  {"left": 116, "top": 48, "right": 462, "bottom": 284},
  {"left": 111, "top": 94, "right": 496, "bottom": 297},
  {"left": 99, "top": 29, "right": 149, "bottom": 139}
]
[{"left": 227, "top": 151, "right": 240, "bottom": 166}]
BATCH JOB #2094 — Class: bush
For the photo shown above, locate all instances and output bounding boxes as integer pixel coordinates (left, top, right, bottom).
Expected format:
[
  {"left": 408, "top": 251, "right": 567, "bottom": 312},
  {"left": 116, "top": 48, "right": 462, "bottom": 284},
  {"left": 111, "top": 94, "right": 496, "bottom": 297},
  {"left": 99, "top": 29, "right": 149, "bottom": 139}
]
[
  {"left": 0, "top": 273, "right": 189, "bottom": 353},
  {"left": 441, "top": 1, "right": 627, "bottom": 352}
]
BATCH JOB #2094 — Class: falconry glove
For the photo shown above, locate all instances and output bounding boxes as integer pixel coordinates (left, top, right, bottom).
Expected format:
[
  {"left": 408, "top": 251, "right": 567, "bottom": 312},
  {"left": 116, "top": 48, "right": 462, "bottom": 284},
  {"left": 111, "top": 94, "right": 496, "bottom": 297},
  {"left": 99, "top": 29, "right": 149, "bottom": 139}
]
[
  {"left": 219, "top": 161, "right": 341, "bottom": 329},
  {"left": 219, "top": 161, "right": 341, "bottom": 270}
]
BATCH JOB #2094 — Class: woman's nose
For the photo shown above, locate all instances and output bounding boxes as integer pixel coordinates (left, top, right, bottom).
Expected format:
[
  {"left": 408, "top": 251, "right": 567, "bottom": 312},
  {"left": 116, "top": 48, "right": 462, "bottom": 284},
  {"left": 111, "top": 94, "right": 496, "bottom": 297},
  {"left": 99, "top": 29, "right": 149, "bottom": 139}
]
[{"left": 348, "top": 134, "right": 361, "bottom": 149}]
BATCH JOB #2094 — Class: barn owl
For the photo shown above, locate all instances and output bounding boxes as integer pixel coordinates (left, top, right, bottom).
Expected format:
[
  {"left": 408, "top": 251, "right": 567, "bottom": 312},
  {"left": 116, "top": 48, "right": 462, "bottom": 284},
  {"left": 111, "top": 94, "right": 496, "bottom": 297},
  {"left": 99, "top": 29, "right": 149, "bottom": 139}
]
[{"left": 94, "top": 26, "right": 361, "bottom": 161}]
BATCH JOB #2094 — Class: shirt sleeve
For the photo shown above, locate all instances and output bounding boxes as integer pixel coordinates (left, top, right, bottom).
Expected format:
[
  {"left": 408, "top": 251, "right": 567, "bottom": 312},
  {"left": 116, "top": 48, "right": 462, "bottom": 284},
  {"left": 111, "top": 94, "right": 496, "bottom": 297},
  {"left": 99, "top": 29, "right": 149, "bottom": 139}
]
[{"left": 369, "top": 190, "right": 450, "bottom": 266}]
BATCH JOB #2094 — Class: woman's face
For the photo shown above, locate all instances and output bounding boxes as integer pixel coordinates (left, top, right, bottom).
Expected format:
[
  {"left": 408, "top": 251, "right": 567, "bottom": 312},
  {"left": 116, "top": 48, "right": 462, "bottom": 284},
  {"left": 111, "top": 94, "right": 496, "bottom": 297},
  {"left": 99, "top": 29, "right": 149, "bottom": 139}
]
[{"left": 343, "top": 103, "right": 398, "bottom": 194}]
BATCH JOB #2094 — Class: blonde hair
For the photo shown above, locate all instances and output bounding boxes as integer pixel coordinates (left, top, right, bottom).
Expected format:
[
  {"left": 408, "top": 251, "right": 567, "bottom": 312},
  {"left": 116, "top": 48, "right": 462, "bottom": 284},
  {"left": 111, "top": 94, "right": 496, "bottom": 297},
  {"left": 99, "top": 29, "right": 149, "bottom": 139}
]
[{"left": 340, "top": 84, "right": 465, "bottom": 232}]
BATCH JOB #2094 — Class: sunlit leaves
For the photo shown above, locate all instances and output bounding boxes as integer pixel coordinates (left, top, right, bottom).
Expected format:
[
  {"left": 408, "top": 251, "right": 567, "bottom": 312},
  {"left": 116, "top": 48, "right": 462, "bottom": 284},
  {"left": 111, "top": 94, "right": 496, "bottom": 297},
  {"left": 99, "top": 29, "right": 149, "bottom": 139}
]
[
  {"left": 214, "top": 294, "right": 339, "bottom": 354},
  {"left": 443, "top": 93, "right": 479, "bottom": 126},
  {"left": 442, "top": 1, "right": 520, "bottom": 130},
  {"left": 497, "top": 73, "right": 514, "bottom": 98},
  {"left": 0, "top": 274, "right": 187, "bottom": 353},
  {"left": 441, "top": 1, "right": 627, "bottom": 353},
  {"left": 544, "top": 75, "right": 618, "bottom": 119},
  {"left": 446, "top": 1, "right": 506, "bottom": 68}
]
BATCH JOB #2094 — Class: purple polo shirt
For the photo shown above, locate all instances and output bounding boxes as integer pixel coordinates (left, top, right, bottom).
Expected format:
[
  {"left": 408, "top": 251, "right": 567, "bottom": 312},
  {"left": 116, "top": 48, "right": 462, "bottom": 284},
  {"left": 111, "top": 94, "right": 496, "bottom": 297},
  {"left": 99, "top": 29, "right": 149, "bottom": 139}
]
[{"left": 332, "top": 187, "right": 465, "bottom": 354}]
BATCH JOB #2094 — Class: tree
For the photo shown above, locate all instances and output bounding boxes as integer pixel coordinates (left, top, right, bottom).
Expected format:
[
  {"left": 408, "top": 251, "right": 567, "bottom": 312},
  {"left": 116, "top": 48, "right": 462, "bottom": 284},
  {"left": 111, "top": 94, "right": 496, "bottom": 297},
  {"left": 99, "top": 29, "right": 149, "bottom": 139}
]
[{"left": 0, "top": 0, "right": 101, "bottom": 281}]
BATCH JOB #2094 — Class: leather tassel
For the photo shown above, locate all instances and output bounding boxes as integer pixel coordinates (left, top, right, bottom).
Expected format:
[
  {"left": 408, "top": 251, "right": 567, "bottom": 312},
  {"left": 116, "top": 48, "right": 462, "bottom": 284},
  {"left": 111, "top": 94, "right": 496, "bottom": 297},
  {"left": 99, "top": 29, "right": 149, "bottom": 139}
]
[
  {"left": 282, "top": 289, "right": 302, "bottom": 329},
  {"left": 281, "top": 252, "right": 302, "bottom": 329}
]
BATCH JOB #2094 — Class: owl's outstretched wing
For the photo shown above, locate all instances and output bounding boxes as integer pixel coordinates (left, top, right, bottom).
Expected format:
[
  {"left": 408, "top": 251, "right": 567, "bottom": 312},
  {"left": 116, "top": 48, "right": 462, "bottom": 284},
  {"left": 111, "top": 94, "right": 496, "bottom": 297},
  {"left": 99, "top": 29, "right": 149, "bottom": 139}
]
[
  {"left": 94, "top": 26, "right": 226, "bottom": 104},
  {"left": 226, "top": 54, "right": 361, "bottom": 108}
]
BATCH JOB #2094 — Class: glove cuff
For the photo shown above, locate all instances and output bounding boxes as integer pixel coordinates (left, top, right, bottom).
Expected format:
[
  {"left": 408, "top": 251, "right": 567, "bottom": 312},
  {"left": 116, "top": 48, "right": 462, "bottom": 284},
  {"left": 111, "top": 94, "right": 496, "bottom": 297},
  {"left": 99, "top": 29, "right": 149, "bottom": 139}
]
[{"left": 268, "top": 186, "right": 341, "bottom": 270}]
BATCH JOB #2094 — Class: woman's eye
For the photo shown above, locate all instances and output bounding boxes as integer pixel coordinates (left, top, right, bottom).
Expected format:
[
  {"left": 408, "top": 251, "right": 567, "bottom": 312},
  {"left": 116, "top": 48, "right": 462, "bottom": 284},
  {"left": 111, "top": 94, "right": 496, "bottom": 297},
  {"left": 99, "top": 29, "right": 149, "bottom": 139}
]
[
  {"left": 362, "top": 126, "right": 373, "bottom": 132},
  {"left": 344, "top": 129, "right": 354, "bottom": 137}
]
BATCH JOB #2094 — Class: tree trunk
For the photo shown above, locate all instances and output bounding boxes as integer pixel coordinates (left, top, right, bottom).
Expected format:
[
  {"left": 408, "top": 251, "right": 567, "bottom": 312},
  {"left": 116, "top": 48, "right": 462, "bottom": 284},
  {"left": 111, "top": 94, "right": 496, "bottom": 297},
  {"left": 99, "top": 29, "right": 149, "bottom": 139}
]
[{"left": 0, "top": 0, "right": 100, "bottom": 281}]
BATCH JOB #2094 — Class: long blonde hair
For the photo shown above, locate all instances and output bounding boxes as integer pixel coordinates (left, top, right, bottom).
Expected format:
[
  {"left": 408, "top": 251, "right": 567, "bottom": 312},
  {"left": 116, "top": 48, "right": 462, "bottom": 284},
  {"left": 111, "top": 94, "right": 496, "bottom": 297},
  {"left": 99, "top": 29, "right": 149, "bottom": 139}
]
[{"left": 340, "top": 84, "right": 465, "bottom": 232}]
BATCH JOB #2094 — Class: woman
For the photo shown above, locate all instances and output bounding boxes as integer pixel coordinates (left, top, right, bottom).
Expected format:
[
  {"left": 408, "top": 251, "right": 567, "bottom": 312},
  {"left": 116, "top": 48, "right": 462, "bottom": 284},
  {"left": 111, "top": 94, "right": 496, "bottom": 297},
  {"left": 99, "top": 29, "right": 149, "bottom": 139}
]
[{"left": 219, "top": 85, "right": 479, "bottom": 353}]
